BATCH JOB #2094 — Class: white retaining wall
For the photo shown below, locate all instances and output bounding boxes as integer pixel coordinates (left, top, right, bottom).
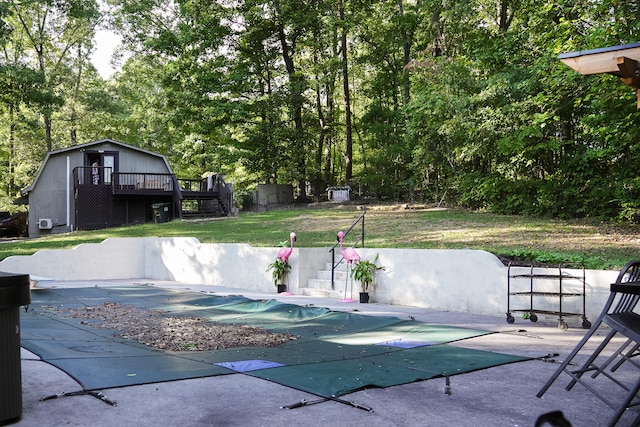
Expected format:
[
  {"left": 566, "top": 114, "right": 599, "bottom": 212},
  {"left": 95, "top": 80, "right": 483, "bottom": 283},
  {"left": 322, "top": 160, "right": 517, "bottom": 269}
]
[{"left": 0, "top": 237, "right": 620, "bottom": 321}]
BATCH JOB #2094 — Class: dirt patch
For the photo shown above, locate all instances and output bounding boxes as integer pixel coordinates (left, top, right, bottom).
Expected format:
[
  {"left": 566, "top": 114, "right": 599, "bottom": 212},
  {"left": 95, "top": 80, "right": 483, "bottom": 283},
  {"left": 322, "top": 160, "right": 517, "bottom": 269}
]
[{"left": 49, "top": 302, "right": 298, "bottom": 351}]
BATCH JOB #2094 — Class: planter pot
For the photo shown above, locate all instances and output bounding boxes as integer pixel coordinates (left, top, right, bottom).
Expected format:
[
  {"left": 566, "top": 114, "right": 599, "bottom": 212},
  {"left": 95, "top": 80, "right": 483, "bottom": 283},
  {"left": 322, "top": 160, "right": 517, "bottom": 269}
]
[
  {"left": 277, "top": 284, "right": 287, "bottom": 294},
  {"left": 359, "top": 292, "right": 370, "bottom": 303}
]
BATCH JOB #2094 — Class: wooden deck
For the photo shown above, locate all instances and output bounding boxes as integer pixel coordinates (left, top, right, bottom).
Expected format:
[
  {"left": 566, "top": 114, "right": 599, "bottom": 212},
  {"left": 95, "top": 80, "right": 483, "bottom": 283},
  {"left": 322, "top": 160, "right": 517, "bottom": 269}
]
[{"left": 73, "top": 168, "right": 231, "bottom": 228}]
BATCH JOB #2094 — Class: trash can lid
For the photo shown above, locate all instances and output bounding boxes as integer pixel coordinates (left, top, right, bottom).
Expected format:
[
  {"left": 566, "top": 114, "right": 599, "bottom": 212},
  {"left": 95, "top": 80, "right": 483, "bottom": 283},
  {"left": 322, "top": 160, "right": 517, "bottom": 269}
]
[{"left": 0, "top": 272, "right": 30, "bottom": 308}]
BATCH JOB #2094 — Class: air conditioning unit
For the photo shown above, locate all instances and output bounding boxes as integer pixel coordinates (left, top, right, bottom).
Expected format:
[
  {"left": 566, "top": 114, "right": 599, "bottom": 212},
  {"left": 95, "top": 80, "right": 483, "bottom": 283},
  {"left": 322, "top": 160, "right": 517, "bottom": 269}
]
[{"left": 38, "top": 218, "right": 53, "bottom": 230}]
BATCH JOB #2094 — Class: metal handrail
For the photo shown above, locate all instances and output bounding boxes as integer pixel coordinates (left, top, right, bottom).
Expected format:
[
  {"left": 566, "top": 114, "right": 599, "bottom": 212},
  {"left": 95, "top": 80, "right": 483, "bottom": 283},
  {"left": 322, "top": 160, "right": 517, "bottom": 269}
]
[{"left": 329, "top": 210, "right": 366, "bottom": 289}]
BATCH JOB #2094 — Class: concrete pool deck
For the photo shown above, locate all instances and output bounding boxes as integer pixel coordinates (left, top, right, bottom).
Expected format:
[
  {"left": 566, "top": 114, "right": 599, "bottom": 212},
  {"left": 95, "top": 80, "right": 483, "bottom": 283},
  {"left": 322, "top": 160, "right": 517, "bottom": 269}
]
[{"left": 9, "top": 280, "right": 637, "bottom": 427}]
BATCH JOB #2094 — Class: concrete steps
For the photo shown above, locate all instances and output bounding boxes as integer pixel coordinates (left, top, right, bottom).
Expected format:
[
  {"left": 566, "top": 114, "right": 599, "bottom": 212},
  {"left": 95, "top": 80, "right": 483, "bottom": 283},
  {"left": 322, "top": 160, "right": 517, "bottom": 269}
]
[{"left": 301, "top": 262, "right": 359, "bottom": 299}]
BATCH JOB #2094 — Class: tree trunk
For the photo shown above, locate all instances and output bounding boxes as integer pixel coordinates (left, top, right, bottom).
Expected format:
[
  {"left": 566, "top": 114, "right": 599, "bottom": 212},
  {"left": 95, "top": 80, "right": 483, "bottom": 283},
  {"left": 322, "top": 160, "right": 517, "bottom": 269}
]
[
  {"left": 8, "top": 105, "right": 16, "bottom": 197},
  {"left": 69, "top": 42, "right": 84, "bottom": 147},
  {"left": 324, "top": 90, "right": 334, "bottom": 188},
  {"left": 277, "top": 19, "right": 307, "bottom": 201},
  {"left": 340, "top": 1, "right": 352, "bottom": 184},
  {"left": 398, "top": 0, "right": 411, "bottom": 105},
  {"left": 498, "top": 1, "right": 515, "bottom": 32},
  {"left": 45, "top": 116, "right": 53, "bottom": 152}
]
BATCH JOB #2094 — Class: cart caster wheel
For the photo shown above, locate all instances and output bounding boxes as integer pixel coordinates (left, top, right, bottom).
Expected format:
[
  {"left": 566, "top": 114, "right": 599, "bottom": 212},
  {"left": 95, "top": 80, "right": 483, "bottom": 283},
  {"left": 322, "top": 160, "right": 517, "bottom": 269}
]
[
  {"left": 558, "top": 320, "right": 568, "bottom": 330},
  {"left": 582, "top": 319, "right": 592, "bottom": 329},
  {"left": 530, "top": 314, "right": 538, "bottom": 323},
  {"left": 506, "top": 314, "right": 515, "bottom": 324}
]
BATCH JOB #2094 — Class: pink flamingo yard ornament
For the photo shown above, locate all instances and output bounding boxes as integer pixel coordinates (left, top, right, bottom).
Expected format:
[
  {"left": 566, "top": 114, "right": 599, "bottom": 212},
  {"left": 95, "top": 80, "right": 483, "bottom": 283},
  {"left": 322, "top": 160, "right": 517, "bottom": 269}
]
[
  {"left": 277, "top": 232, "right": 297, "bottom": 263},
  {"left": 337, "top": 231, "right": 360, "bottom": 302},
  {"left": 275, "top": 232, "right": 296, "bottom": 296}
]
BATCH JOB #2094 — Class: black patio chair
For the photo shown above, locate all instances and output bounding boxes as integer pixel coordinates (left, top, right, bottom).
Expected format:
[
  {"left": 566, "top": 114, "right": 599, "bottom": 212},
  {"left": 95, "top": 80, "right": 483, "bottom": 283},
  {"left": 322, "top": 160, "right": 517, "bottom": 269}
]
[
  {"left": 537, "top": 260, "right": 640, "bottom": 427},
  {"left": 588, "top": 339, "right": 640, "bottom": 384},
  {"left": 607, "top": 341, "right": 640, "bottom": 374}
]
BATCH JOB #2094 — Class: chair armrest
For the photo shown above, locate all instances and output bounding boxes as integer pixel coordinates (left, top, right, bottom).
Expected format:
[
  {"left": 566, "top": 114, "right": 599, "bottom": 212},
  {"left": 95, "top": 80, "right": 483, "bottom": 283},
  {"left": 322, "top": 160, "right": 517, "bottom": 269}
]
[{"left": 611, "top": 283, "right": 640, "bottom": 294}]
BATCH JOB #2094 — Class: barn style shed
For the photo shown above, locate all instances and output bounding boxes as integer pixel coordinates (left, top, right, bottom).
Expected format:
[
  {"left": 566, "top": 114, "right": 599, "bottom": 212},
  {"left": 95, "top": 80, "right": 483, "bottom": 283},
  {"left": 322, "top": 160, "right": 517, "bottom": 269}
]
[{"left": 21, "top": 139, "right": 232, "bottom": 237}]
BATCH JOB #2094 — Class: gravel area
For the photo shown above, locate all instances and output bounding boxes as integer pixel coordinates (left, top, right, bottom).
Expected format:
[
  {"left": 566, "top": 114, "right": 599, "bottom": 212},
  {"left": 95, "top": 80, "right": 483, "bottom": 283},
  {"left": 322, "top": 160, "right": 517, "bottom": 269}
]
[{"left": 48, "top": 302, "right": 298, "bottom": 351}]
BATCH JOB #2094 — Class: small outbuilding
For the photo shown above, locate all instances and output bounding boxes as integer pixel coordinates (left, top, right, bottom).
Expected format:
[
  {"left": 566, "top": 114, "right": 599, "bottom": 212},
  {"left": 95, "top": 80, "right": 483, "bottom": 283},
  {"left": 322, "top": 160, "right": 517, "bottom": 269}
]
[
  {"left": 21, "top": 138, "right": 232, "bottom": 237},
  {"left": 327, "top": 186, "right": 351, "bottom": 202}
]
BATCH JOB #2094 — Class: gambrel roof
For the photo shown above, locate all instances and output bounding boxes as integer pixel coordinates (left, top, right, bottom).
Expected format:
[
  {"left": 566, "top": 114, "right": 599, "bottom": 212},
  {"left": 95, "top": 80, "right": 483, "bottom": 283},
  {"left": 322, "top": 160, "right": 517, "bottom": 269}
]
[{"left": 22, "top": 138, "right": 174, "bottom": 195}]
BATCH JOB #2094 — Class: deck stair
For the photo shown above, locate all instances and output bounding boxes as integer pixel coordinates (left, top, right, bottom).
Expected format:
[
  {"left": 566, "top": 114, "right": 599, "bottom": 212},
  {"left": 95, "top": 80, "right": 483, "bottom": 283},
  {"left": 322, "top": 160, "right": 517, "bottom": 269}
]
[
  {"left": 178, "top": 174, "right": 232, "bottom": 218},
  {"left": 180, "top": 197, "right": 226, "bottom": 218}
]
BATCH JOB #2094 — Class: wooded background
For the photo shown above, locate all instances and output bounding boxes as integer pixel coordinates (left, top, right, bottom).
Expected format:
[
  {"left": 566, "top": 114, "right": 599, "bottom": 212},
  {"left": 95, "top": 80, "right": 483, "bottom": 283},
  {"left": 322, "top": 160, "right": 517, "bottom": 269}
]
[{"left": 1, "top": 1, "right": 639, "bottom": 220}]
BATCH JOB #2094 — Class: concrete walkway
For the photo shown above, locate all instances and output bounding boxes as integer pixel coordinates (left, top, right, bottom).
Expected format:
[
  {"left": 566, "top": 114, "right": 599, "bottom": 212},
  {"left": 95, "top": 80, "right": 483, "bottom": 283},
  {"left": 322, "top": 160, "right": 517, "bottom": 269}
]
[{"left": 9, "top": 280, "right": 637, "bottom": 426}]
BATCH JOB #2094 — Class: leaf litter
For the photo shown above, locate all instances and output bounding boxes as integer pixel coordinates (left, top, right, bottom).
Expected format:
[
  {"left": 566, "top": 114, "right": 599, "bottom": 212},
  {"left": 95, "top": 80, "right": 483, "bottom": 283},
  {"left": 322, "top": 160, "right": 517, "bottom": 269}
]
[{"left": 48, "top": 302, "right": 298, "bottom": 351}]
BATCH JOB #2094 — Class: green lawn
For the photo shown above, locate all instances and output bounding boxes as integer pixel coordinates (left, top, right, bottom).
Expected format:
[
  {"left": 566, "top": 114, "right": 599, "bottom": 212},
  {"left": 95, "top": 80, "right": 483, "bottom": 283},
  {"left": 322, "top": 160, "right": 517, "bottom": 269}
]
[{"left": 1, "top": 206, "right": 639, "bottom": 270}]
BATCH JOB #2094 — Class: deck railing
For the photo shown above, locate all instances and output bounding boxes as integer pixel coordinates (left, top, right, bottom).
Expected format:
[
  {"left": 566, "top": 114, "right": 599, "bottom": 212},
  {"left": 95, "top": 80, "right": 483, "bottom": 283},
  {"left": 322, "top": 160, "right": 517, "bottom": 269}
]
[
  {"left": 113, "top": 172, "right": 175, "bottom": 192},
  {"left": 74, "top": 166, "right": 113, "bottom": 186},
  {"left": 74, "top": 168, "right": 175, "bottom": 193},
  {"left": 178, "top": 174, "right": 232, "bottom": 215},
  {"left": 73, "top": 168, "right": 231, "bottom": 218},
  {"left": 177, "top": 179, "right": 202, "bottom": 192}
]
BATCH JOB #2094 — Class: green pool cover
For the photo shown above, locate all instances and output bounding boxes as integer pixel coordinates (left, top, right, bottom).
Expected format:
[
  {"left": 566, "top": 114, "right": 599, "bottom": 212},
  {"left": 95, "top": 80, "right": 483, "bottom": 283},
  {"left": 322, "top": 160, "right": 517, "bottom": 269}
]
[{"left": 21, "top": 285, "right": 529, "bottom": 397}]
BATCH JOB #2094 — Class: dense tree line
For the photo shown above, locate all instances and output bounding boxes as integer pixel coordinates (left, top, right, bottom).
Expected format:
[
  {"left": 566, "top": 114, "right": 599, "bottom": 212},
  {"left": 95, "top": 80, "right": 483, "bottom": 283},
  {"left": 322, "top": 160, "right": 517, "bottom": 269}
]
[{"left": 1, "top": 1, "right": 639, "bottom": 220}]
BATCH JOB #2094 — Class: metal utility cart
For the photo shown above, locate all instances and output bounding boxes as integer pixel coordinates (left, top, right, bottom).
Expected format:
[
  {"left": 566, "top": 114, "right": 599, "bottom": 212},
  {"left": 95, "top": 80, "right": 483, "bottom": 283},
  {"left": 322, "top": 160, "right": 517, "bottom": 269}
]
[{"left": 506, "top": 262, "right": 591, "bottom": 330}]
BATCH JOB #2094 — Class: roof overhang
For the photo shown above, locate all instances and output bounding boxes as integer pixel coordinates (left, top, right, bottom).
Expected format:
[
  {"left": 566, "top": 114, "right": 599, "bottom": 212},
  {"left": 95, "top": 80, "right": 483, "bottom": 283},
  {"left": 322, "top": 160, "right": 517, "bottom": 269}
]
[{"left": 559, "top": 42, "right": 640, "bottom": 108}]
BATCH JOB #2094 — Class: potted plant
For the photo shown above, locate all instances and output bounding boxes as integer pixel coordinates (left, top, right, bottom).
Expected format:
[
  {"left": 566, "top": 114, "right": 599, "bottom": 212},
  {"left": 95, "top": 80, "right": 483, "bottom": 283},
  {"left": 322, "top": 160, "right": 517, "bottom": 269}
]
[
  {"left": 350, "top": 256, "right": 384, "bottom": 303},
  {"left": 267, "top": 258, "right": 291, "bottom": 293}
]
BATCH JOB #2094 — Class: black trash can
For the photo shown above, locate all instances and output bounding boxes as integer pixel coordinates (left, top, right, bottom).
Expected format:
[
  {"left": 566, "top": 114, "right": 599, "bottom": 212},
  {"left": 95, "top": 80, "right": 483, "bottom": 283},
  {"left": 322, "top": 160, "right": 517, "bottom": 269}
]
[
  {"left": 0, "top": 272, "right": 30, "bottom": 424},
  {"left": 152, "top": 203, "right": 171, "bottom": 223}
]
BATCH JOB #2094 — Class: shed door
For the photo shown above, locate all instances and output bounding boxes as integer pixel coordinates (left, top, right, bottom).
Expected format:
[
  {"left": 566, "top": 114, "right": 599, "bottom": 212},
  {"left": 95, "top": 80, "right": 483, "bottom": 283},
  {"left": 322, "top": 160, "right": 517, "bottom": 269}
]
[
  {"left": 86, "top": 151, "right": 119, "bottom": 185},
  {"left": 103, "top": 155, "right": 115, "bottom": 184}
]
